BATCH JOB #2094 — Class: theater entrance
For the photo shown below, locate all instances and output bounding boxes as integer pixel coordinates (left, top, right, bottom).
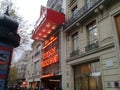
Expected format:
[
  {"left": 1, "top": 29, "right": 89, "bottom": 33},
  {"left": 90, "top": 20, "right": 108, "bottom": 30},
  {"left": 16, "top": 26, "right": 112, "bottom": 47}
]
[{"left": 41, "top": 75, "right": 61, "bottom": 90}]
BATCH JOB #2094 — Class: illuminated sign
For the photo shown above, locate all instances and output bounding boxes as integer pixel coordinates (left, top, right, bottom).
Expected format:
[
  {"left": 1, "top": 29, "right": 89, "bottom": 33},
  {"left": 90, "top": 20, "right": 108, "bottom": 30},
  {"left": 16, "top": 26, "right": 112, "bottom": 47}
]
[
  {"left": 42, "top": 36, "right": 57, "bottom": 49},
  {"left": 41, "top": 54, "right": 58, "bottom": 67},
  {"left": 42, "top": 73, "right": 54, "bottom": 78},
  {"left": 41, "top": 36, "right": 59, "bottom": 68},
  {"left": 43, "top": 46, "right": 56, "bottom": 60}
]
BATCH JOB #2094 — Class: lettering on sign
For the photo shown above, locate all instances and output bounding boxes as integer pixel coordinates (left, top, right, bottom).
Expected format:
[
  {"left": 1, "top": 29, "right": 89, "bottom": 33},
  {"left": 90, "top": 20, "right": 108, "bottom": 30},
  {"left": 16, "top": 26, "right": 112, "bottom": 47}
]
[
  {"left": 41, "top": 36, "right": 59, "bottom": 68},
  {"left": 41, "top": 54, "right": 58, "bottom": 67},
  {"left": 42, "top": 73, "right": 54, "bottom": 78}
]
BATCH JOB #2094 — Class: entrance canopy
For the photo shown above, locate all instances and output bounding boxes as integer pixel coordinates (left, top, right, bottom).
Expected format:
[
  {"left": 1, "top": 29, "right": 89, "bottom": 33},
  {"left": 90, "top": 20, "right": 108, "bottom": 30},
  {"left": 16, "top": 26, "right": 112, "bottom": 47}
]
[{"left": 32, "top": 6, "right": 65, "bottom": 41}]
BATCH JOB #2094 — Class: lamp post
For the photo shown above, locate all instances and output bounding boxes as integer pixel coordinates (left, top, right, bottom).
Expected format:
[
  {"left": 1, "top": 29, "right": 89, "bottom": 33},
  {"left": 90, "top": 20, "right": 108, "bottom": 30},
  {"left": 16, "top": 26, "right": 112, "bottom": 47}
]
[{"left": 0, "top": 7, "right": 20, "bottom": 90}]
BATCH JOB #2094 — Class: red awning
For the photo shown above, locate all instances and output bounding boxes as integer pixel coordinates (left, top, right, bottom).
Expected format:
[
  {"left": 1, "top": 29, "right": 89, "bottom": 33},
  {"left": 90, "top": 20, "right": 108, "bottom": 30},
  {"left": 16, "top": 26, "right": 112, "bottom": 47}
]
[{"left": 32, "top": 6, "right": 65, "bottom": 41}]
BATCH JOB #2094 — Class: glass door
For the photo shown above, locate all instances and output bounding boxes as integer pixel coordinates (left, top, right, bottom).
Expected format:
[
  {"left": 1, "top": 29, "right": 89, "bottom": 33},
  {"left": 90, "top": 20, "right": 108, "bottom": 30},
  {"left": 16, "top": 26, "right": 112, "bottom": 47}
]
[{"left": 74, "top": 61, "right": 103, "bottom": 90}]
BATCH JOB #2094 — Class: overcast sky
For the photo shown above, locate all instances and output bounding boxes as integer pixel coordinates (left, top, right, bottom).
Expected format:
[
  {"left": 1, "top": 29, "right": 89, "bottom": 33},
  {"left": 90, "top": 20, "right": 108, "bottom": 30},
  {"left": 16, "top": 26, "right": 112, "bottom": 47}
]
[
  {"left": 11, "top": 0, "right": 47, "bottom": 61},
  {"left": 12, "top": 0, "right": 47, "bottom": 23}
]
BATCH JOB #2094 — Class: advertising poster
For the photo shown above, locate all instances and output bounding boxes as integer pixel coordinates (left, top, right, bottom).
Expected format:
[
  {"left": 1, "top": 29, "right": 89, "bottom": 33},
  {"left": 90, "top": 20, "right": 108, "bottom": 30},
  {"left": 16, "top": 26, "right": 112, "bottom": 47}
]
[
  {"left": 0, "top": 43, "right": 12, "bottom": 90},
  {"left": 0, "top": 80, "right": 5, "bottom": 90}
]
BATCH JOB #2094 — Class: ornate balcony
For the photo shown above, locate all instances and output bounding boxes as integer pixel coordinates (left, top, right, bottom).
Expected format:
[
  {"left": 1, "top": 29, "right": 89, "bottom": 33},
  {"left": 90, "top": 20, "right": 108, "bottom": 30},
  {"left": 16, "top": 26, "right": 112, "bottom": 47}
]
[{"left": 85, "top": 41, "right": 99, "bottom": 52}]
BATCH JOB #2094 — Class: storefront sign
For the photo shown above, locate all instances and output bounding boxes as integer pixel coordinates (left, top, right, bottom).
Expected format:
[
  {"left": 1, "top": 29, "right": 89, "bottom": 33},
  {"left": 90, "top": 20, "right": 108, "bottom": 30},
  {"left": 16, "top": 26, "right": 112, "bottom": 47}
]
[
  {"left": 42, "top": 36, "right": 57, "bottom": 49},
  {"left": 41, "top": 54, "right": 58, "bottom": 67},
  {"left": 42, "top": 73, "right": 54, "bottom": 78},
  {"left": 41, "top": 36, "right": 59, "bottom": 68}
]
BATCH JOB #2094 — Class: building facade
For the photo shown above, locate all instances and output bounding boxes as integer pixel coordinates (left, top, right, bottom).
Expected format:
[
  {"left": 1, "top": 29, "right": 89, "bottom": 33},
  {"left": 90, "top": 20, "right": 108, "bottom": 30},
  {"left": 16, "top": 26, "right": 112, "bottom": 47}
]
[
  {"left": 62, "top": 0, "right": 120, "bottom": 90},
  {"left": 26, "top": 41, "right": 42, "bottom": 89},
  {"left": 32, "top": 0, "right": 65, "bottom": 89},
  {"left": 25, "top": 50, "right": 33, "bottom": 88},
  {"left": 14, "top": 51, "right": 31, "bottom": 88}
]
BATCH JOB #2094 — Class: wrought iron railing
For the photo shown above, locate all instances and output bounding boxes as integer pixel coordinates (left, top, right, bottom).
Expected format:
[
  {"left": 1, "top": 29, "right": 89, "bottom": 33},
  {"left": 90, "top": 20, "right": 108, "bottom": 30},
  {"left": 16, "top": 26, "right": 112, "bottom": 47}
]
[
  {"left": 85, "top": 41, "right": 99, "bottom": 51},
  {"left": 63, "top": 0, "right": 101, "bottom": 30}
]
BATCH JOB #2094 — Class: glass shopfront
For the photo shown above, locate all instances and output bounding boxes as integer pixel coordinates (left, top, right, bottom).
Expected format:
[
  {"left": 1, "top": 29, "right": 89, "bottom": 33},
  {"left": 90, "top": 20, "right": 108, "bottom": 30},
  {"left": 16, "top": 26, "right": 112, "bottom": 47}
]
[{"left": 74, "top": 61, "right": 103, "bottom": 90}]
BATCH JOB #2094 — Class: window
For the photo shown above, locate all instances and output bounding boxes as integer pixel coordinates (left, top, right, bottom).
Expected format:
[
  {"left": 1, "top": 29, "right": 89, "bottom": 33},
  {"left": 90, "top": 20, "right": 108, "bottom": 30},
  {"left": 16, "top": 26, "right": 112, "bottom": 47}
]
[
  {"left": 72, "top": 32, "right": 78, "bottom": 51},
  {"left": 35, "top": 44, "right": 41, "bottom": 56},
  {"left": 21, "top": 65, "right": 26, "bottom": 78},
  {"left": 85, "top": 0, "right": 98, "bottom": 9},
  {"left": 86, "top": 0, "right": 92, "bottom": 9},
  {"left": 34, "top": 61, "right": 39, "bottom": 74},
  {"left": 72, "top": 6, "right": 78, "bottom": 18},
  {"left": 87, "top": 21, "right": 98, "bottom": 44},
  {"left": 74, "top": 61, "right": 103, "bottom": 90}
]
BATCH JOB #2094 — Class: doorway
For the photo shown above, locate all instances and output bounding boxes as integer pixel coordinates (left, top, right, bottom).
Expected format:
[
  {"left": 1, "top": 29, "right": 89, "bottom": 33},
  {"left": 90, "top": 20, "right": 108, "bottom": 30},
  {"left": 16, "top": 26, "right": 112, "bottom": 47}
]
[{"left": 74, "top": 61, "right": 103, "bottom": 90}]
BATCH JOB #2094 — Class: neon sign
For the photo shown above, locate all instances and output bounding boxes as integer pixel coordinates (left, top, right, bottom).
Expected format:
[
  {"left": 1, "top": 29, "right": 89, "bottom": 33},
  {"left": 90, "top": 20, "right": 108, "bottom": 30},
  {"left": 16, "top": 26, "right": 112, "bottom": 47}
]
[
  {"left": 41, "top": 54, "right": 58, "bottom": 67},
  {"left": 42, "top": 36, "right": 57, "bottom": 49},
  {"left": 41, "top": 36, "right": 59, "bottom": 68},
  {"left": 43, "top": 46, "right": 56, "bottom": 60},
  {"left": 42, "top": 73, "right": 54, "bottom": 78}
]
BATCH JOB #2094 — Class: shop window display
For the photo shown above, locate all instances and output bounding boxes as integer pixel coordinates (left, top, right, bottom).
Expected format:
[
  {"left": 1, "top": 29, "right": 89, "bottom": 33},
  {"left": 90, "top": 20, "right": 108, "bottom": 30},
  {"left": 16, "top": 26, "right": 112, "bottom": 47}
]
[{"left": 74, "top": 61, "right": 103, "bottom": 90}]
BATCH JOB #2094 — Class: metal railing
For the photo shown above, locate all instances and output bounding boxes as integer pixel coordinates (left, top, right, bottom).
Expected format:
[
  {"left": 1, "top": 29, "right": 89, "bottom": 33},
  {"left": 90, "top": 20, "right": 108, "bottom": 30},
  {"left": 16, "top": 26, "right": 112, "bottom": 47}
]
[
  {"left": 85, "top": 41, "right": 99, "bottom": 51},
  {"left": 64, "top": 0, "right": 101, "bottom": 30}
]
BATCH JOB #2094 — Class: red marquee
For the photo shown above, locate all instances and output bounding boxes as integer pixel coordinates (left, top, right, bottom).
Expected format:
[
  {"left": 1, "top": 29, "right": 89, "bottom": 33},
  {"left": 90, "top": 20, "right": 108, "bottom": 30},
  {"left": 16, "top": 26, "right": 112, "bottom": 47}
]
[{"left": 32, "top": 6, "right": 65, "bottom": 41}]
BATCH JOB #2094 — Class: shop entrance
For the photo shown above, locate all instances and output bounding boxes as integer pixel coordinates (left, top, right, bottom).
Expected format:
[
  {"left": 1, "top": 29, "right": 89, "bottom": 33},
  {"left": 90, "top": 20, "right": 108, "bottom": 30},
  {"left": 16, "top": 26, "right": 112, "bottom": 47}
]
[
  {"left": 74, "top": 61, "right": 103, "bottom": 90},
  {"left": 79, "top": 73, "right": 102, "bottom": 90},
  {"left": 41, "top": 75, "right": 61, "bottom": 90}
]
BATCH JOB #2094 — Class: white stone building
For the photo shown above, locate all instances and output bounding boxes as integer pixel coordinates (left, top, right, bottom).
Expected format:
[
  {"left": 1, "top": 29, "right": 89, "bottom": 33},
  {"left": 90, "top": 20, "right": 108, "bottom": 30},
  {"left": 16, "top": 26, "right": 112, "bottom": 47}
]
[
  {"left": 32, "top": 0, "right": 65, "bottom": 89},
  {"left": 26, "top": 41, "right": 42, "bottom": 89},
  {"left": 61, "top": 0, "right": 120, "bottom": 90}
]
